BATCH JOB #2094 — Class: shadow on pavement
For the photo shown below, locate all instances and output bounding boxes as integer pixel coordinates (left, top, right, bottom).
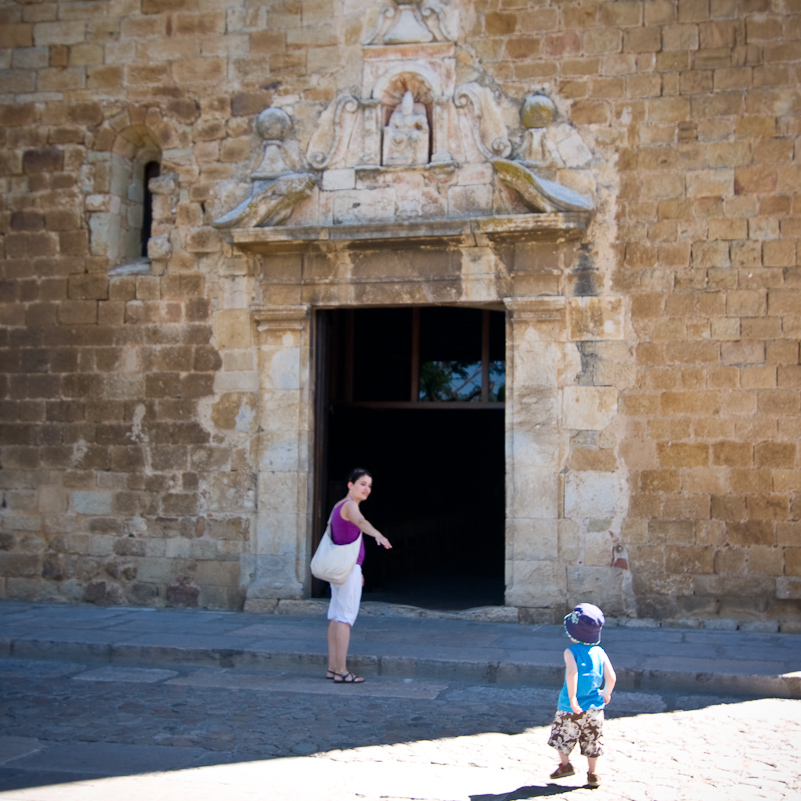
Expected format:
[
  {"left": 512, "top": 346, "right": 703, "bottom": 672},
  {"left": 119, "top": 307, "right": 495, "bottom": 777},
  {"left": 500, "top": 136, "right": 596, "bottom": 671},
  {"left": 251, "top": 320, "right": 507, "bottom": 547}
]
[
  {"left": 472, "top": 783, "right": 584, "bottom": 799},
  {"left": 0, "top": 657, "right": 777, "bottom": 795}
]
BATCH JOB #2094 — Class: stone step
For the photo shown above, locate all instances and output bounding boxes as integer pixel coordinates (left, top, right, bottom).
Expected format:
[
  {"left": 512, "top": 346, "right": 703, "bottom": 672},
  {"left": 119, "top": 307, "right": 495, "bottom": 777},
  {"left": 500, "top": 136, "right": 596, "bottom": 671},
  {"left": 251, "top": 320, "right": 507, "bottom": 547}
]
[{"left": 1, "top": 600, "right": 799, "bottom": 699}]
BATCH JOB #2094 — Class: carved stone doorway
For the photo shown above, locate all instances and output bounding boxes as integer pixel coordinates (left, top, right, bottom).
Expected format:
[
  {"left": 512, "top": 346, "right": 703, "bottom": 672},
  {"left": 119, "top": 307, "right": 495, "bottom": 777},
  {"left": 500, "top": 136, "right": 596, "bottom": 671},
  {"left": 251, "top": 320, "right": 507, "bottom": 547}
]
[
  {"left": 313, "top": 306, "right": 506, "bottom": 610},
  {"left": 241, "top": 231, "right": 587, "bottom": 616}
]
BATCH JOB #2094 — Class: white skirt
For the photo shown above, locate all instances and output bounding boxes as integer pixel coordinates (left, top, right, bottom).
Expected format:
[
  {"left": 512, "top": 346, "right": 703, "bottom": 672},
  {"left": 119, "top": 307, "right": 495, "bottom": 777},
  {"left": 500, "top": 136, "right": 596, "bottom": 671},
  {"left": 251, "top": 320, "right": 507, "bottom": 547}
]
[{"left": 327, "top": 563, "right": 362, "bottom": 626}]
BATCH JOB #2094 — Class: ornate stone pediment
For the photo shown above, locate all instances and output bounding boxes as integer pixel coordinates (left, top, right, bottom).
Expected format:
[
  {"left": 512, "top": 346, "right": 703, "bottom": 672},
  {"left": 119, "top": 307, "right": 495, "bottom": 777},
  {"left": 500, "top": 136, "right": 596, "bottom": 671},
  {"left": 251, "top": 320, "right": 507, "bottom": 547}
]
[
  {"left": 213, "top": 0, "right": 595, "bottom": 246},
  {"left": 365, "top": 0, "right": 456, "bottom": 45}
]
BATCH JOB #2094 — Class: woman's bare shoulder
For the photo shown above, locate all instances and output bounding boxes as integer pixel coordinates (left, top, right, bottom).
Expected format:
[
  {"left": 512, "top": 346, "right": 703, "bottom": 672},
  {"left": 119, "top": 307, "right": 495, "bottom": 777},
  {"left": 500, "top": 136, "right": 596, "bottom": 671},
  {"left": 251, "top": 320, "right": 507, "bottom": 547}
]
[{"left": 339, "top": 498, "right": 357, "bottom": 520}]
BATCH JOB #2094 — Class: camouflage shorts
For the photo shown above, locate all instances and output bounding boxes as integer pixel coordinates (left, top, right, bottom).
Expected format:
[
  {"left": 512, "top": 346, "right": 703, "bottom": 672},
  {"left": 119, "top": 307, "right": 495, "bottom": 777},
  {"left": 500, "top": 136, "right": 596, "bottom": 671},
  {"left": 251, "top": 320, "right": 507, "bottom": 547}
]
[{"left": 547, "top": 707, "right": 604, "bottom": 757}]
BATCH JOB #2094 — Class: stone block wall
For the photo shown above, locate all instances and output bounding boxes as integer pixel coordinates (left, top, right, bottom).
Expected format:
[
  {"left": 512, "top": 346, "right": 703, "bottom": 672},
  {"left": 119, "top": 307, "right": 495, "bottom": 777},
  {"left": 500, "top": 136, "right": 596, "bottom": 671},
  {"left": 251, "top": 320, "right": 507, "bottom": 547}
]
[
  {"left": 0, "top": 0, "right": 799, "bottom": 628},
  {"left": 467, "top": 0, "right": 801, "bottom": 627},
  {"left": 0, "top": 0, "right": 269, "bottom": 609}
]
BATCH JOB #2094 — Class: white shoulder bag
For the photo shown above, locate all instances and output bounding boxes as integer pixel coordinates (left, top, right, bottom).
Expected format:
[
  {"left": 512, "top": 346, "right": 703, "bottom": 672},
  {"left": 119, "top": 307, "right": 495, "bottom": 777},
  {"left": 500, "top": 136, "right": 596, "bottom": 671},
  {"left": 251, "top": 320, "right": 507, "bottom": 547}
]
[{"left": 310, "top": 509, "right": 362, "bottom": 585}]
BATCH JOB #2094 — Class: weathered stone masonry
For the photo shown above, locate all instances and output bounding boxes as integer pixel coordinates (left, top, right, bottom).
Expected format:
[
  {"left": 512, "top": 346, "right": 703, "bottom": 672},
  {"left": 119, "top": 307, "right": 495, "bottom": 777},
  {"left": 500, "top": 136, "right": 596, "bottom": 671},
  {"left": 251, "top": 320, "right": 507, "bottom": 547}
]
[{"left": 0, "top": 0, "right": 799, "bottom": 630}]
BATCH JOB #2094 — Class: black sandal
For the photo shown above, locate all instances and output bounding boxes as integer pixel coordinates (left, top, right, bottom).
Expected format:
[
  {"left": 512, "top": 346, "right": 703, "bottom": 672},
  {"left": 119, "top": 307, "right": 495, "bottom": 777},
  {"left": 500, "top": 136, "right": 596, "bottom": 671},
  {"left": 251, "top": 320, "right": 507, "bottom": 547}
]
[
  {"left": 333, "top": 671, "right": 365, "bottom": 684},
  {"left": 325, "top": 669, "right": 337, "bottom": 680}
]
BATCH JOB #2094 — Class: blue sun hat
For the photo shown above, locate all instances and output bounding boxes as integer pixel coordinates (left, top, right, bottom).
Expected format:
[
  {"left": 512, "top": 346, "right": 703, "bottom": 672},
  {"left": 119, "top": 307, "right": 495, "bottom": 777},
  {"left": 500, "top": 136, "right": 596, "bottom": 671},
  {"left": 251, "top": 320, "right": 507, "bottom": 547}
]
[{"left": 564, "top": 603, "right": 605, "bottom": 645}]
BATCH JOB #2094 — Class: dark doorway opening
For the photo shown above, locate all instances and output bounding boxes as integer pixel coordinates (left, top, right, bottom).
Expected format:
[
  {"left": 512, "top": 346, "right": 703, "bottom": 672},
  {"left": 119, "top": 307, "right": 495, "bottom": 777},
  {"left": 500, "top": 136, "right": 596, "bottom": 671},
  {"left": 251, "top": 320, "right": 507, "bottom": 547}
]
[{"left": 315, "top": 307, "right": 506, "bottom": 611}]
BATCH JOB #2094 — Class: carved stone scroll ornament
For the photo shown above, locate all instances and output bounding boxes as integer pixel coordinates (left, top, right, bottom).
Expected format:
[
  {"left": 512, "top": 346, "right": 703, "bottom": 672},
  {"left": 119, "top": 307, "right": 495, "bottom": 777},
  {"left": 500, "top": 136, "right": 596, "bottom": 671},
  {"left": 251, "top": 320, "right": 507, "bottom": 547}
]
[
  {"left": 453, "top": 86, "right": 594, "bottom": 214},
  {"left": 365, "top": 0, "right": 454, "bottom": 45},
  {"left": 307, "top": 95, "right": 360, "bottom": 170},
  {"left": 212, "top": 173, "right": 316, "bottom": 228},
  {"left": 213, "top": 107, "right": 315, "bottom": 229},
  {"left": 453, "top": 83, "right": 512, "bottom": 160},
  {"left": 419, "top": 2, "right": 454, "bottom": 42},
  {"left": 492, "top": 158, "right": 594, "bottom": 213}
]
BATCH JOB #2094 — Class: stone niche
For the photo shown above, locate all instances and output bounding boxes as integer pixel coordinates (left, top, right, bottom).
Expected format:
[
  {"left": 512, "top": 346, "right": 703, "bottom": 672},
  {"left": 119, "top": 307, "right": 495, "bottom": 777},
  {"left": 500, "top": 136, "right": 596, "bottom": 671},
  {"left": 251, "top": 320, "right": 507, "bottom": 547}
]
[{"left": 212, "top": 0, "right": 616, "bottom": 617}]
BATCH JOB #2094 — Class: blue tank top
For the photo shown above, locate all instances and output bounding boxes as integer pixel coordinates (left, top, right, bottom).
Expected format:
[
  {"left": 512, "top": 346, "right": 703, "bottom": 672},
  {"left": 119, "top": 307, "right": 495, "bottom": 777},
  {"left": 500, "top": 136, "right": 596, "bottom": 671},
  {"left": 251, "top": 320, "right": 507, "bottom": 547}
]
[
  {"left": 330, "top": 500, "right": 365, "bottom": 566},
  {"left": 557, "top": 643, "right": 606, "bottom": 712}
]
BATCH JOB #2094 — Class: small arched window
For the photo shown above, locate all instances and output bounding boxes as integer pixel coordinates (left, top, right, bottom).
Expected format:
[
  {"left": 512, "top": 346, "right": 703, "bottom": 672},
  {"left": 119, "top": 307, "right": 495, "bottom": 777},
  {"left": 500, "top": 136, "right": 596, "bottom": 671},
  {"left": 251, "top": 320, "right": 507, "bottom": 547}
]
[{"left": 92, "top": 126, "right": 163, "bottom": 273}]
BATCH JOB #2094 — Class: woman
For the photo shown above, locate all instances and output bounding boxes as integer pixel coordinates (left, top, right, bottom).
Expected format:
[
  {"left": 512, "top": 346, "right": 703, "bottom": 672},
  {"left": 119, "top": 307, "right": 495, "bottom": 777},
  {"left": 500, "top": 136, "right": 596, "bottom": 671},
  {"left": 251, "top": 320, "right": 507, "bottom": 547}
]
[{"left": 326, "top": 468, "right": 392, "bottom": 684}]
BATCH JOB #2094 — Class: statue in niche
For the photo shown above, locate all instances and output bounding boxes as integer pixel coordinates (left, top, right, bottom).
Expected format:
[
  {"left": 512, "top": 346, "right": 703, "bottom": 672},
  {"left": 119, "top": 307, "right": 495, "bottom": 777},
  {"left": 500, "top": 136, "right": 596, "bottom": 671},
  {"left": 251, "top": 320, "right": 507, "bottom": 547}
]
[{"left": 382, "top": 90, "right": 430, "bottom": 167}]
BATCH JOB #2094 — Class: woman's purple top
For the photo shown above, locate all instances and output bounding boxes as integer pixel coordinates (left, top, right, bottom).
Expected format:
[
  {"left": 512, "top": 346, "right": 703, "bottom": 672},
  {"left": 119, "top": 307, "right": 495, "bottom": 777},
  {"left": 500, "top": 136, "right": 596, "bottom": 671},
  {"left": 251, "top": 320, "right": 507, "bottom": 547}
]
[{"left": 330, "top": 500, "right": 365, "bottom": 566}]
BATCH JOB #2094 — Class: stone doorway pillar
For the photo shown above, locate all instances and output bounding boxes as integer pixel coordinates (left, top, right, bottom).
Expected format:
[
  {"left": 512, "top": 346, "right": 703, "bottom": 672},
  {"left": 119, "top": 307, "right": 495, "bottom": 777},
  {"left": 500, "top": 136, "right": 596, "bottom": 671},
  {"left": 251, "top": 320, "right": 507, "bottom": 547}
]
[
  {"left": 504, "top": 297, "right": 568, "bottom": 613},
  {"left": 244, "top": 305, "right": 314, "bottom": 612}
]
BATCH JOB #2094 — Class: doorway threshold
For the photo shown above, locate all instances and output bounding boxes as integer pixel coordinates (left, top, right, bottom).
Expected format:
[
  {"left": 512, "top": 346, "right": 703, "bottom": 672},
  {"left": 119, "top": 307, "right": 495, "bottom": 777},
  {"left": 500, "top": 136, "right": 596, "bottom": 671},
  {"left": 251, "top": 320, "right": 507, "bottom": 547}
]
[{"left": 272, "top": 598, "right": 519, "bottom": 623}]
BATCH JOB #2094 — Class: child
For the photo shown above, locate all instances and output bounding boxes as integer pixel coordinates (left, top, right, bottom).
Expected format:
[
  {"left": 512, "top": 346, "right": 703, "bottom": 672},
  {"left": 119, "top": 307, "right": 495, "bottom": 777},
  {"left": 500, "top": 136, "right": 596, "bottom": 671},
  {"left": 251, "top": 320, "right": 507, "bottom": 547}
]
[{"left": 547, "top": 602, "right": 616, "bottom": 789}]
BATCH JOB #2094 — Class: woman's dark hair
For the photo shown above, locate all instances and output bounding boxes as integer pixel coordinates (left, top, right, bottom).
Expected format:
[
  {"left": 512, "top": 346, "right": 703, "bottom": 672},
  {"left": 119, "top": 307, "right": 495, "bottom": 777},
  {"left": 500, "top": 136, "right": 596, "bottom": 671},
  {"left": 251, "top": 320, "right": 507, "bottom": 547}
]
[{"left": 346, "top": 467, "right": 372, "bottom": 485}]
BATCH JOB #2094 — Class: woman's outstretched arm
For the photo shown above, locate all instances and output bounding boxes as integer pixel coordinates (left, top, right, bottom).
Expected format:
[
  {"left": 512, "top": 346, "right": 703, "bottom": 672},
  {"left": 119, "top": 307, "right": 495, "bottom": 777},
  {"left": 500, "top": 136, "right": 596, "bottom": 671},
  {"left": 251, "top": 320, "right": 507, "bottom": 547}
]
[{"left": 341, "top": 500, "right": 392, "bottom": 549}]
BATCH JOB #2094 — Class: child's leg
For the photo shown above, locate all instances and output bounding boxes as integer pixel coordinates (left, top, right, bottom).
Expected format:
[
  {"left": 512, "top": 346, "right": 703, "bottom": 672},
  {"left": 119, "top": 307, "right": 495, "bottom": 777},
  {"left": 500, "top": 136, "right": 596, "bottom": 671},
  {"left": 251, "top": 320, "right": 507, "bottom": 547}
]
[
  {"left": 547, "top": 711, "right": 579, "bottom": 777},
  {"left": 578, "top": 708, "right": 604, "bottom": 777},
  {"left": 547, "top": 711, "right": 578, "bottom": 758}
]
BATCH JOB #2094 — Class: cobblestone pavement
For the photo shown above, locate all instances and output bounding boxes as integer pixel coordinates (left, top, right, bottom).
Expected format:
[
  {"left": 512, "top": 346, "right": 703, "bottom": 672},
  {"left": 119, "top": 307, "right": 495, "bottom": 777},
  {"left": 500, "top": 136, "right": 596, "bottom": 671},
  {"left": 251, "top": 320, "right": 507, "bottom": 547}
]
[{"left": 1, "top": 658, "right": 799, "bottom": 801}]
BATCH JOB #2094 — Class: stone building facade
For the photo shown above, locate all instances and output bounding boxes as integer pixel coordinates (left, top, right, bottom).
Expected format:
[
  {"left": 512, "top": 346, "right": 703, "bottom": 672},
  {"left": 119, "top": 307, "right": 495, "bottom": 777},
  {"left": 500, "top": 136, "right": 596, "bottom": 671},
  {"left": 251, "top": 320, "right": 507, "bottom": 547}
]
[{"left": 0, "top": 0, "right": 799, "bottom": 629}]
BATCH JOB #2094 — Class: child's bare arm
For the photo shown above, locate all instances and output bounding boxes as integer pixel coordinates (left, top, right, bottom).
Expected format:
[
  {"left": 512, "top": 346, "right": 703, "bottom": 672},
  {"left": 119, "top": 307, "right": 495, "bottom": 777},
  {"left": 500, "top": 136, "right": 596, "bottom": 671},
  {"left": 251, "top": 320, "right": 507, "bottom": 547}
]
[
  {"left": 601, "top": 652, "right": 616, "bottom": 705},
  {"left": 563, "top": 649, "right": 581, "bottom": 714}
]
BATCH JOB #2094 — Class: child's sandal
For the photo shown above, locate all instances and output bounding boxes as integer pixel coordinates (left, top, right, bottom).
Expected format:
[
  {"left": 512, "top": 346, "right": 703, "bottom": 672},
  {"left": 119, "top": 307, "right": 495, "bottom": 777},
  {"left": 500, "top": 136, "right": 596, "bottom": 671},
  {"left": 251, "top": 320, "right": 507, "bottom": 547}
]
[{"left": 550, "top": 763, "right": 575, "bottom": 779}]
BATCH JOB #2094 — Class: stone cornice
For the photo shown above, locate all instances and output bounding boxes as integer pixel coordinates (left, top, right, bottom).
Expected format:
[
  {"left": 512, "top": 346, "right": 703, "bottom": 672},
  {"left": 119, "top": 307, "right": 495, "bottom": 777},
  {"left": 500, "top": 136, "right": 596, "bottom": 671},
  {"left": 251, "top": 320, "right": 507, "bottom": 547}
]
[{"left": 225, "top": 212, "right": 591, "bottom": 254}]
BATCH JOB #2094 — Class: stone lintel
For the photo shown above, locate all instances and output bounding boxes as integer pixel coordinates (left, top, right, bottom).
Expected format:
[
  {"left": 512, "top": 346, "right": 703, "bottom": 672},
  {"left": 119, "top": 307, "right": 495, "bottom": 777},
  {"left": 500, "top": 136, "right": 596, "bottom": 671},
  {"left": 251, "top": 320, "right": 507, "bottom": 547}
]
[{"left": 226, "top": 213, "right": 590, "bottom": 254}]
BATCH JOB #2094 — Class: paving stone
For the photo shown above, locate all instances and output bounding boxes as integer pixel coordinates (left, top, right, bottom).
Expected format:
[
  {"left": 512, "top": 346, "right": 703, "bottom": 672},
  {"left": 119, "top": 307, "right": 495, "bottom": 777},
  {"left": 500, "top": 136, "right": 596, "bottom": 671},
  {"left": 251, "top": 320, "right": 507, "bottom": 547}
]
[
  {"left": 0, "top": 658, "right": 799, "bottom": 799},
  {"left": 167, "top": 669, "right": 447, "bottom": 699},
  {"left": 72, "top": 666, "right": 180, "bottom": 684},
  {"left": 0, "top": 658, "right": 84, "bottom": 678},
  {"left": 3, "top": 740, "right": 208, "bottom": 778},
  {"left": 0, "top": 737, "right": 41, "bottom": 767},
  {"left": 3, "top": 604, "right": 801, "bottom": 700}
]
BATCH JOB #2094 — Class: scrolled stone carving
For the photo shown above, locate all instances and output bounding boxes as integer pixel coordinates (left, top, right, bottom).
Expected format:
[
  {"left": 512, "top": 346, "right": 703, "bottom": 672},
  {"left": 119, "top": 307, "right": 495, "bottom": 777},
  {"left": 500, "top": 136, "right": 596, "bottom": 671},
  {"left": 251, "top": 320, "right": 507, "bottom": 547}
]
[
  {"left": 492, "top": 158, "right": 594, "bottom": 213},
  {"left": 365, "top": 3, "right": 398, "bottom": 45},
  {"left": 307, "top": 95, "right": 360, "bottom": 170},
  {"left": 419, "top": 2, "right": 455, "bottom": 42},
  {"left": 489, "top": 136, "right": 513, "bottom": 159},
  {"left": 213, "top": 107, "right": 315, "bottom": 229},
  {"left": 365, "top": 0, "right": 454, "bottom": 45},
  {"left": 453, "top": 83, "right": 512, "bottom": 160},
  {"left": 212, "top": 173, "right": 316, "bottom": 228},
  {"left": 384, "top": 3, "right": 434, "bottom": 43}
]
